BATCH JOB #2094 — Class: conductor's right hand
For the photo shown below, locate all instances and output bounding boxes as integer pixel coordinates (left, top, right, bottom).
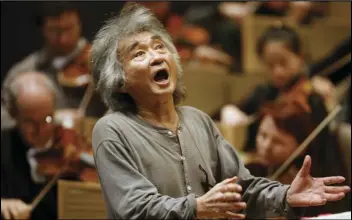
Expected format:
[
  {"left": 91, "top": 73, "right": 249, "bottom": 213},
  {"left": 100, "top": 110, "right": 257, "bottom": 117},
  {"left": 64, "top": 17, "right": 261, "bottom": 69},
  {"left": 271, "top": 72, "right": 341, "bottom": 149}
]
[
  {"left": 196, "top": 177, "right": 246, "bottom": 219},
  {"left": 1, "top": 199, "right": 32, "bottom": 220}
]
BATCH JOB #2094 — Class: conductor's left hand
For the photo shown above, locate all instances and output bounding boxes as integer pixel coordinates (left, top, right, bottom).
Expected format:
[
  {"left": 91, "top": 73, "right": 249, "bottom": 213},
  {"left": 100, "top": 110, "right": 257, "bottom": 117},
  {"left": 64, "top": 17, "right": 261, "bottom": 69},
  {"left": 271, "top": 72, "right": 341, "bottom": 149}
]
[{"left": 286, "top": 155, "right": 350, "bottom": 207}]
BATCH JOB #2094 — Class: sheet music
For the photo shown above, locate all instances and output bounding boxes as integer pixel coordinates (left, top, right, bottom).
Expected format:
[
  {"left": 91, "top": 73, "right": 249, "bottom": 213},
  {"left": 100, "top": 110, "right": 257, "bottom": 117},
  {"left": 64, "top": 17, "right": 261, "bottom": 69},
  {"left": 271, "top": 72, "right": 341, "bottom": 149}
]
[{"left": 305, "top": 211, "right": 351, "bottom": 219}]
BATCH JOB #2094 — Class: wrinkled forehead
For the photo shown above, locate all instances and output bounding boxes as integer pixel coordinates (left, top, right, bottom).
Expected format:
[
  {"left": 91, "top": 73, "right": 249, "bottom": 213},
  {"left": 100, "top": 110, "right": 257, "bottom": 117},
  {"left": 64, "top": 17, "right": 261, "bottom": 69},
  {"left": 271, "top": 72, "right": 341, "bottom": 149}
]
[
  {"left": 118, "top": 31, "right": 170, "bottom": 55},
  {"left": 119, "top": 32, "right": 160, "bottom": 47}
]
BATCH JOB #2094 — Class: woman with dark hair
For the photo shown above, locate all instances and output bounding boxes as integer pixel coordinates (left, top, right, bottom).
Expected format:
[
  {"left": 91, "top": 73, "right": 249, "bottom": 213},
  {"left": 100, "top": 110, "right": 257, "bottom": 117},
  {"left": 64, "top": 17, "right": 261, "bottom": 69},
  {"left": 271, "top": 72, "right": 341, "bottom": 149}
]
[
  {"left": 244, "top": 99, "right": 350, "bottom": 217},
  {"left": 214, "top": 24, "right": 334, "bottom": 151}
]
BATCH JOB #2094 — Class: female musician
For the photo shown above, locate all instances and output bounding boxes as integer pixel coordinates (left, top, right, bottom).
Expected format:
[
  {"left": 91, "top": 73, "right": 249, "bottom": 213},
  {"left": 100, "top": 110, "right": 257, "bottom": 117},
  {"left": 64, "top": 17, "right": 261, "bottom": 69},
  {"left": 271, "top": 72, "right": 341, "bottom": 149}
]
[
  {"left": 214, "top": 24, "right": 333, "bottom": 151},
  {"left": 244, "top": 99, "right": 350, "bottom": 217}
]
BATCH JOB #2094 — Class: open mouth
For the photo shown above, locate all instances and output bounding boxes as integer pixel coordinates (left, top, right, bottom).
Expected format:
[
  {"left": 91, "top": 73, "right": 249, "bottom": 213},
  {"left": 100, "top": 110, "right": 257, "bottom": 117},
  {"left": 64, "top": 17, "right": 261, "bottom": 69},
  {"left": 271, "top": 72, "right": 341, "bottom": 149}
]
[{"left": 153, "top": 69, "right": 169, "bottom": 83}]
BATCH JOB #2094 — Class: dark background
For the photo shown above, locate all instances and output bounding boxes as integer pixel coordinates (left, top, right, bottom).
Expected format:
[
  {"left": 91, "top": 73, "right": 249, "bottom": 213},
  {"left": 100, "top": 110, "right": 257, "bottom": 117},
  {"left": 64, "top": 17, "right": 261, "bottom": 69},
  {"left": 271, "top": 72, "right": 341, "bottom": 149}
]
[
  {"left": 0, "top": 1, "right": 195, "bottom": 85},
  {"left": 1, "top": 1, "right": 127, "bottom": 84}
]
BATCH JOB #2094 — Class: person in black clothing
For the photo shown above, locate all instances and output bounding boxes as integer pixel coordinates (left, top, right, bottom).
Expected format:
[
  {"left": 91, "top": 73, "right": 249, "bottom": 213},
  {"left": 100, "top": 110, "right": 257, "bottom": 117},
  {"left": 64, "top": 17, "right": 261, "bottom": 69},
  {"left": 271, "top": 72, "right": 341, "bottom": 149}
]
[
  {"left": 212, "top": 24, "right": 332, "bottom": 151},
  {"left": 1, "top": 71, "right": 78, "bottom": 220}
]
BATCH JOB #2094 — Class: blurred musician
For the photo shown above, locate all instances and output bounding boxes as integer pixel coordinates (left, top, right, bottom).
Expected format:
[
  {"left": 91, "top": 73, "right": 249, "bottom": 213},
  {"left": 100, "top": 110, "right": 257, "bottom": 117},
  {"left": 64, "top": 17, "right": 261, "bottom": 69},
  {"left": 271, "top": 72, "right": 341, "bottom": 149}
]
[
  {"left": 214, "top": 24, "right": 333, "bottom": 151},
  {"left": 139, "top": 2, "right": 235, "bottom": 69},
  {"left": 244, "top": 99, "right": 350, "bottom": 217},
  {"left": 1, "top": 1, "right": 106, "bottom": 130},
  {"left": 1, "top": 72, "right": 96, "bottom": 220}
]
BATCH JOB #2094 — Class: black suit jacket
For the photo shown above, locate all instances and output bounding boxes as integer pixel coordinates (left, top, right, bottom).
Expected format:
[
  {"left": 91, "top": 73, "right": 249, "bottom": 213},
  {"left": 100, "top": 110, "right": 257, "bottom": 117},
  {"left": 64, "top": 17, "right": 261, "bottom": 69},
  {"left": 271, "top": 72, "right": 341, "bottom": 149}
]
[{"left": 1, "top": 128, "right": 57, "bottom": 220}]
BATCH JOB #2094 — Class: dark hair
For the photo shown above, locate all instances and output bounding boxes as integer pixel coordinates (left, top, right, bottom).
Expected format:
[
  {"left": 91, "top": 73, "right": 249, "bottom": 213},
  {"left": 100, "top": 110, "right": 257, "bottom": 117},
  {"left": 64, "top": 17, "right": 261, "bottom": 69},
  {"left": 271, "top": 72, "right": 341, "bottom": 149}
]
[
  {"left": 260, "top": 100, "right": 314, "bottom": 144},
  {"left": 256, "top": 23, "right": 302, "bottom": 58},
  {"left": 35, "top": 1, "right": 79, "bottom": 27}
]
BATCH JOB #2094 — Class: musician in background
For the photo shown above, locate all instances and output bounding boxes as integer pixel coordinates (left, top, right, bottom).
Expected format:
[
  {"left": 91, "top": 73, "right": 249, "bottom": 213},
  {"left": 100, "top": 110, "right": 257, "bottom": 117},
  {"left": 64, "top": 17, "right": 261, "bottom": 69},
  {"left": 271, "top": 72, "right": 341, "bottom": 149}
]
[
  {"left": 244, "top": 99, "right": 350, "bottom": 217},
  {"left": 1, "top": 71, "right": 96, "bottom": 220},
  {"left": 1, "top": 1, "right": 106, "bottom": 130},
  {"left": 214, "top": 24, "right": 334, "bottom": 151},
  {"left": 1, "top": 72, "right": 58, "bottom": 219}
]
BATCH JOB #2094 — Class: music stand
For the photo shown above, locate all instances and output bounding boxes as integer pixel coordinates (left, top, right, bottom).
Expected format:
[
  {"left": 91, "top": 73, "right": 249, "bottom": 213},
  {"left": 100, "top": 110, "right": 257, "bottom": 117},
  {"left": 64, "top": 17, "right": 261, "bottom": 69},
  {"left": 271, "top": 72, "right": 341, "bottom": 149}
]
[{"left": 58, "top": 180, "right": 107, "bottom": 219}]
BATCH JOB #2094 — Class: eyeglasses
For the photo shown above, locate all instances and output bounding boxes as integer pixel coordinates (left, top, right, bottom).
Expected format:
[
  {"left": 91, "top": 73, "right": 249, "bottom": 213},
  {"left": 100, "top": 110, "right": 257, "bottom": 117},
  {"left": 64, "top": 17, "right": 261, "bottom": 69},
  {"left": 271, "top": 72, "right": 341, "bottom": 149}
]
[{"left": 199, "top": 164, "right": 214, "bottom": 191}]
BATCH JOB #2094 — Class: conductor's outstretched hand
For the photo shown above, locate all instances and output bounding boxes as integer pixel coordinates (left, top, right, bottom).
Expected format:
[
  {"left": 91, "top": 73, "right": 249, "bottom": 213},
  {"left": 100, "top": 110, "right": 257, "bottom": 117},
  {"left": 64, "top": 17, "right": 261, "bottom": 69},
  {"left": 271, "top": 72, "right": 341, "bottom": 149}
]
[{"left": 286, "top": 155, "right": 350, "bottom": 207}]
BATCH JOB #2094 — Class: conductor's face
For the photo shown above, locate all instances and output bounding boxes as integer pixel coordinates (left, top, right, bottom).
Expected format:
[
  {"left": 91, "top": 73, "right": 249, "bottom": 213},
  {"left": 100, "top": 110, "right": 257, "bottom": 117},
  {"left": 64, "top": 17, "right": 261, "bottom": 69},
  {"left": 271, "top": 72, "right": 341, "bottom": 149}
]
[{"left": 119, "top": 32, "right": 178, "bottom": 102}]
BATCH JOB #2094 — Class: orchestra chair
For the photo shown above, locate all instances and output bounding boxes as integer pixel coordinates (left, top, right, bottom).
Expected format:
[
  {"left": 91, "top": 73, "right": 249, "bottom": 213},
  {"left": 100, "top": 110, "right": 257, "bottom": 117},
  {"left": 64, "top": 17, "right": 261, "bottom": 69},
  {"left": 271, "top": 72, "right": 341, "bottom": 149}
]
[
  {"left": 241, "top": 15, "right": 350, "bottom": 74},
  {"left": 180, "top": 62, "right": 228, "bottom": 115},
  {"left": 214, "top": 122, "right": 249, "bottom": 152}
]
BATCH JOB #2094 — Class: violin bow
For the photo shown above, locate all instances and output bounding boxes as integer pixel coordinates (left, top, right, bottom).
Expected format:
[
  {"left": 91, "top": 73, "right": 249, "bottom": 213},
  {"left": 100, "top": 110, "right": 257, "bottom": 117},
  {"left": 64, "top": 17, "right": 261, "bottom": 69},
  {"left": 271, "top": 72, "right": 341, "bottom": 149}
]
[
  {"left": 30, "top": 161, "right": 70, "bottom": 210},
  {"left": 78, "top": 78, "right": 95, "bottom": 116},
  {"left": 269, "top": 105, "right": 342, "bottom": 181},
  {"left": 316, "top": 52, "right": 351, "bottom": 78}
]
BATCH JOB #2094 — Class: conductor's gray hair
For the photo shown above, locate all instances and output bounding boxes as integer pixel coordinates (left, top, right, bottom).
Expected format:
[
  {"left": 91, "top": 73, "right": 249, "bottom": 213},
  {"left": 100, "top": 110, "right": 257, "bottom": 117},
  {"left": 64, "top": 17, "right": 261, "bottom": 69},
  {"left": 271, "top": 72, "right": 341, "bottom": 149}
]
[
  {"left": 90, "top": 3, "right": 186, "bottom": 113},
  {"left": 2, "top": 71, "right": 58, "bottom": 112}
]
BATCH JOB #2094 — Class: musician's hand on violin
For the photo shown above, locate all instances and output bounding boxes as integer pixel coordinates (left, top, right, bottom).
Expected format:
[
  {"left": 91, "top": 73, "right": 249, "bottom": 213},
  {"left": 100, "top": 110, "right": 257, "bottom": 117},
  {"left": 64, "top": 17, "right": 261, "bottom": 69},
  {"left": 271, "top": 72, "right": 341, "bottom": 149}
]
[
  {"left": 286, "top": 155, "right": 350, "bottom": 207},
  {"left": 221, "top": 105, "right": 250, "bottom": 126},
  {"left": 1, "top": 199, "right": 32, "bottom": 220},
  {"left": 311, "top": 76, "right": 335, "bottom": 104},
  {"left": 196, "top": 177, "right": 246, "bottom": 219}
]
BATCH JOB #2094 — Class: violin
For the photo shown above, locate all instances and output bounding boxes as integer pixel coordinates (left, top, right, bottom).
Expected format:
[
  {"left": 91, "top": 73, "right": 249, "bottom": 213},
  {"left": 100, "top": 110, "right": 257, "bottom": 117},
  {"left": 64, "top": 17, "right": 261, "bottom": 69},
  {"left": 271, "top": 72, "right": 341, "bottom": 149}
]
[
  {"left": 33, "top": 125, "right": 98, "bottom": 183},
  {"left": 27, "top": 125, "right": 99, "bottom": 211},
  {"left": 57, "top": 43, "right": 92, "bottom": 88},
  {"left": 278, "top": 76, "right": 314, "bottom": 113},
  {"left": 54, "top": 42, "right": 96, "bottom": 135}
]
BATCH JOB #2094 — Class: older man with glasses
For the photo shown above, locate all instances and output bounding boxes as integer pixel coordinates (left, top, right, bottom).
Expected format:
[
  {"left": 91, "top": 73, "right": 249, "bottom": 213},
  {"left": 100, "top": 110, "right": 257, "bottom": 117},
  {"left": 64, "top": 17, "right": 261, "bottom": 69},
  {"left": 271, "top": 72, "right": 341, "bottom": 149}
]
[{"left": 0, "top": 71, "right": 93, "bottom": 220}]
